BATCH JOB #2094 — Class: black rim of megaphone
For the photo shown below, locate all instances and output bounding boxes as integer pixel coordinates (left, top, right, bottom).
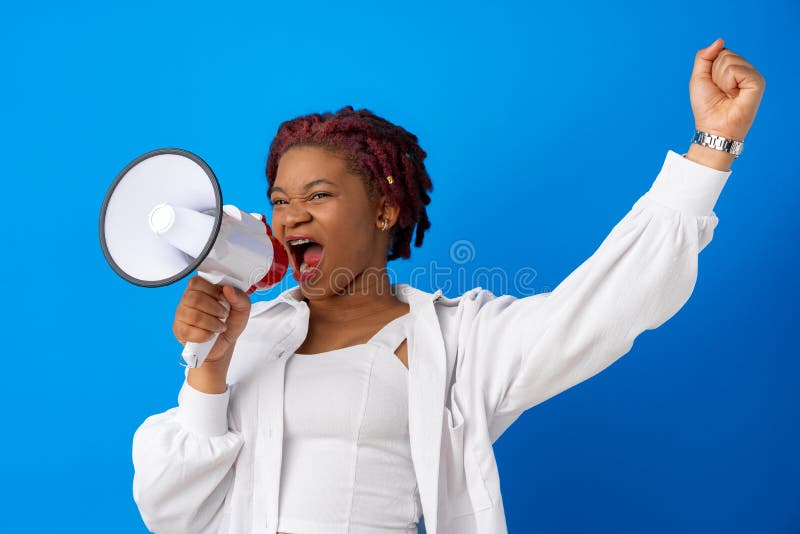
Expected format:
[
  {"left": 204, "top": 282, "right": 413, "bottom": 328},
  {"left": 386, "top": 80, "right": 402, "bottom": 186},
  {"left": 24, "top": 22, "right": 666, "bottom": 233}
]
[{"left": 99, "top": 148, "right": 223, "bottom": 288}]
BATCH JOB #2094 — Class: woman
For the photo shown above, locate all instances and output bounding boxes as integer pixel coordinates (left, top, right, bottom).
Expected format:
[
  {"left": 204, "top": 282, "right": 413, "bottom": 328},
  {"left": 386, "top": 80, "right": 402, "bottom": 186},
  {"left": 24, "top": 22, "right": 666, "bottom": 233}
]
[{"left": 132, "top": 38, "right": 764, "bottom": 534}]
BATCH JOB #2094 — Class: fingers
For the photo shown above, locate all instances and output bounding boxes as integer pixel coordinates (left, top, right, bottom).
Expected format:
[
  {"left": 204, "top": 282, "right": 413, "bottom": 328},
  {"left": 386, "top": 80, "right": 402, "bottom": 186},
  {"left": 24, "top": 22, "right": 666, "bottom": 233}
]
[
  {"left": 711, "top": 52, "right": 764, "bottom": 97},
  {"left": 173, "top": 276, "right": 230, "bottom": 344},
  {"left": 187, "top": 275, "right": 223, "bottom": 298},
  {"left": 175, "top": 305, "right": 227, "bottom": 334},
  {"left": 692, "top": 38, "right": 765, "bottom": 102},
  {"left": 173, "top": 318, "right": 222, "bottom": 345},
  {"left": 183, "top": 288, "right": 230, "bottom": 319},
  {"left": 717, "top": 63, "right": 746, "bottom": 98},
  {"left": 692, "top": 37, "right": 725, "bottom": 79},
  {"left": 173, "top": 278, "right": 251, "bottom": 348}
]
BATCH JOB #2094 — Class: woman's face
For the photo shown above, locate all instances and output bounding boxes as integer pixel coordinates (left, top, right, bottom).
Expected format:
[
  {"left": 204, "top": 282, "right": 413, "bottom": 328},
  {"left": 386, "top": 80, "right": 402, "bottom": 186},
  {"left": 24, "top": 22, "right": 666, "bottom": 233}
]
[{"left": 269, "top": 145, "right": 391, "bottom": 299}]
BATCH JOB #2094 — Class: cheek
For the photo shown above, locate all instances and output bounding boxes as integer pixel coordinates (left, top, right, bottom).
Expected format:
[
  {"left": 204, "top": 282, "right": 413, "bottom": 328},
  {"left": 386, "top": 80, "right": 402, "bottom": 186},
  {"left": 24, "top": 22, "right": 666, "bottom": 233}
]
[{"left": 320, "top": 209, "right": 375, "bottom": 261}]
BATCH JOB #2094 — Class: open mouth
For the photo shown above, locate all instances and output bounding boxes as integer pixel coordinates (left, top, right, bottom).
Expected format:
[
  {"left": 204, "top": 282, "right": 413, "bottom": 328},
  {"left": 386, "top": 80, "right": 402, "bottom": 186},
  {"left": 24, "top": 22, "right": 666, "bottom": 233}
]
[{"left": 286, "top": 237, "right": 324, "bottom": 279}]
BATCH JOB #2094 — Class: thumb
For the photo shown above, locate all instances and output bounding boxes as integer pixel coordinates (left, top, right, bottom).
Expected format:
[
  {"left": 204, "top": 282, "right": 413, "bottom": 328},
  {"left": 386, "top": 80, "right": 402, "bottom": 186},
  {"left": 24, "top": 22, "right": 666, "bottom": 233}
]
[
  {"left": 221, "top": 285, "right": 251, "bottom": 313},
  {"left": 692, "top": 37, "right": 725, "bottom": 79}
]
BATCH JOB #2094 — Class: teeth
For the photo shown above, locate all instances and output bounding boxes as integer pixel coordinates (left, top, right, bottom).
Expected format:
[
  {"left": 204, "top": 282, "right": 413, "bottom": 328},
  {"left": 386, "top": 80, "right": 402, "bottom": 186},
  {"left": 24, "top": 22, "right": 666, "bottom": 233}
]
[
  {"left": 288, "top": 238, "right": 312, "bottom": 246},
  {"left": 299, "top": 261, "right": 316, "bottom": 273}
]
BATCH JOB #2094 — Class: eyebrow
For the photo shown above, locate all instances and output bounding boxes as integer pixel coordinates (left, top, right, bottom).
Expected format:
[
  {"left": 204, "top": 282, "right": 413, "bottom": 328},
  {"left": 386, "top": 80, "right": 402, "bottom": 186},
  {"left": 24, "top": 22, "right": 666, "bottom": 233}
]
[{"left": 268, "top": 178, "right": 338, "bottom": 198}]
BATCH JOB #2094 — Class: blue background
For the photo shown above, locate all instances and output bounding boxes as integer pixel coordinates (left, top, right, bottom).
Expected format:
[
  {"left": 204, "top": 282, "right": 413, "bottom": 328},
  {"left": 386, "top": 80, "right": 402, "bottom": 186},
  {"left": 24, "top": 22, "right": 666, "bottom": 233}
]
[{"left": 1, "top": 0, "right": 797, "bottom": 532}]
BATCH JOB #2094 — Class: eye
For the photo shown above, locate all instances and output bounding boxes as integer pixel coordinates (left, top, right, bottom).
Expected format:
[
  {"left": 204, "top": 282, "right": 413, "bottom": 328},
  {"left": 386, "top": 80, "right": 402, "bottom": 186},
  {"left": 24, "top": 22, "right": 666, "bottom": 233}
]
[
  {"left": 309, "top": 192, "right": 331, "bottom": 201},
  {"left": 270, "top": 198, "right": 288, "bottom": 206}
]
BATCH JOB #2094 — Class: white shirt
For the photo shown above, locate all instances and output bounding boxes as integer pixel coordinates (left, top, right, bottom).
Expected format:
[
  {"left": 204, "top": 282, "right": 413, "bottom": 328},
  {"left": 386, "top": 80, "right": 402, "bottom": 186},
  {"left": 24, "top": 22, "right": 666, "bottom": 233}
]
[
  {"left": 132, "top": 150, "right": 732, "bottom": 534},
  {"left": 278, "top": 313, "right": 421, "bottom": 533}
]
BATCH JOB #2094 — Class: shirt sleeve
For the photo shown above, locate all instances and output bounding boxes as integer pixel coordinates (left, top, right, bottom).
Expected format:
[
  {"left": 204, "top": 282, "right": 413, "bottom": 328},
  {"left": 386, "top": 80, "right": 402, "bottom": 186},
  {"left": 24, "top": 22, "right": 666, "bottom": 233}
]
[
  {"left": 461, "top": 150, "right": 732, "bottom": 431},
  {"left": 132, "top": 379, "right": 244, "bottom": 533}
]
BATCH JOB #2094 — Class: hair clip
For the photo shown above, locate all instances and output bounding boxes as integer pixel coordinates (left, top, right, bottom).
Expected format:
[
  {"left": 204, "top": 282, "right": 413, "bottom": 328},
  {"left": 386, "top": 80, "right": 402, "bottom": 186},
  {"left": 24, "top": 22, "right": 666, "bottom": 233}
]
[{"left": 386, "top": 175, "right": 394, "bottom": 184}]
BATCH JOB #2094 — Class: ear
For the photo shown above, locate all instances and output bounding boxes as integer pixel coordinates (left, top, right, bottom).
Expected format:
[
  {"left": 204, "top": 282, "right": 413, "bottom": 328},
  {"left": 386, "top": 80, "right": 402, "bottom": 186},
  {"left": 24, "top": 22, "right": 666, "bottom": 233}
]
[{"left": 375, "top": 195, "right": 401, "bottom": 230}]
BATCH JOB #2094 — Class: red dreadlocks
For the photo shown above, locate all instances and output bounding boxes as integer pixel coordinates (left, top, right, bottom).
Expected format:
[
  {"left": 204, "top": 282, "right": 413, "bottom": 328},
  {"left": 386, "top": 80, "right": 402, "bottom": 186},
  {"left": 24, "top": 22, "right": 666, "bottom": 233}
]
[{"left": 266, "top": 106, "right": 433, "bottom": 261}]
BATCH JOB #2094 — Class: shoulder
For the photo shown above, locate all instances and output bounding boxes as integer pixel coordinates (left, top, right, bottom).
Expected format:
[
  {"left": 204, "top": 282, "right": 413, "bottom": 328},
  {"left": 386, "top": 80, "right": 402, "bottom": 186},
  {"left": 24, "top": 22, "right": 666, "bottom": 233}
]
[
  {"left": 432, "top": 287, "right": 504, "bottom": 339},
  {"left": 226, "top": 293, "right": 301, "bottom": 385},
  {"left": 434, "top": 286, "right": 502, "bottom": 316},
  {"left": 237, "top": 293, "right": 305, "bottom": 352},
  {"left": 435, "top": 287, "right": 482, "bottom": 307},
  {"left": 433, "top": 286, "right": 550, "bottom": 340},
  {"left": 248, "top": 297, "right": 289, "bottom": 318},
  {"left": 245, "top": 284, "right": 308, "bottom": 327},
  {"left": 239, "top": 294, "right": 297, "bottom": 341}
]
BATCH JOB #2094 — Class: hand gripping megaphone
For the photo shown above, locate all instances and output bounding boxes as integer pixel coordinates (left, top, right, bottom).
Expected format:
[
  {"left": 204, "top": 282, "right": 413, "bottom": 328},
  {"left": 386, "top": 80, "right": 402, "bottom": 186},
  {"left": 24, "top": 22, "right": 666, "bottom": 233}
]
[{"left": 99, "top": 148, "right": 289, "bottom": 368}]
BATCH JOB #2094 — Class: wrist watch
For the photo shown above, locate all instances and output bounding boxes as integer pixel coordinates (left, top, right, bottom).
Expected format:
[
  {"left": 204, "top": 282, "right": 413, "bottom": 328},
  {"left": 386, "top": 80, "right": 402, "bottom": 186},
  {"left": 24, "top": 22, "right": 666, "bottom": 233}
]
[{"left": 692, "top": 129, "right": 744, "bottom": 158}]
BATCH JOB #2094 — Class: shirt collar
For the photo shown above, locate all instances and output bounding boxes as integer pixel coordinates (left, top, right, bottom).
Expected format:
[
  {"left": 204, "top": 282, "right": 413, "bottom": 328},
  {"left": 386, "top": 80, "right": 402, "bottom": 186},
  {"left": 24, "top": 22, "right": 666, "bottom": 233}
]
[{"left": 250, "top": 283, "right": 443, "bottom": 318}]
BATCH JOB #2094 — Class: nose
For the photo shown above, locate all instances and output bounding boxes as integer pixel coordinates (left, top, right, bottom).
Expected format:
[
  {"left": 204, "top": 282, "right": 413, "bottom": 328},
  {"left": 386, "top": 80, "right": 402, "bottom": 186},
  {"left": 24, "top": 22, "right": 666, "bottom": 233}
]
[{"left": 282, "top": 199, "right": 312, "bottom": 228}]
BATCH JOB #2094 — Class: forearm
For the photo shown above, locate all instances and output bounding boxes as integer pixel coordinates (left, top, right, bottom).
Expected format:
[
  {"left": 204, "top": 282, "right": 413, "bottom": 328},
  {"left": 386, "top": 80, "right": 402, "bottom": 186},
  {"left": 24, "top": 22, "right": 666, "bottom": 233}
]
[{"left": 684, "top": 142, "right": 735, "bottom": 172}]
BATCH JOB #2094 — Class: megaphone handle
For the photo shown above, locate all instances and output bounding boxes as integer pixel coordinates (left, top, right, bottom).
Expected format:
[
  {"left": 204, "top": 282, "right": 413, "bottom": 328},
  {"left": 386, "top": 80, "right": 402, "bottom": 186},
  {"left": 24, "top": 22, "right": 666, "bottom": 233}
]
[
  {"left": 181, "top": 272, "right": 232, "bottom": 368},
  {"left": 181, "top": 336, "right": 219, "bottom": 368}
]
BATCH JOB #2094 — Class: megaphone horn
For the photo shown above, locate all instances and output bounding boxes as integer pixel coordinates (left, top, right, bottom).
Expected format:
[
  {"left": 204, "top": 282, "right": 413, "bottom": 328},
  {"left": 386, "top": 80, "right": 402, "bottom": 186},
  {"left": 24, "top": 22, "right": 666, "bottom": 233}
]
[{"left": 99, "top": 148, "right": 288, "bottom": 368}]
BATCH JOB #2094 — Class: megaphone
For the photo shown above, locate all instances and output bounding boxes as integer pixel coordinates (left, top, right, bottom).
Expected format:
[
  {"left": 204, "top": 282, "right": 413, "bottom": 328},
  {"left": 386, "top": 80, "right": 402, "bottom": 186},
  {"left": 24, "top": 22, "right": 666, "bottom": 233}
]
[{"left": 99, "top": 148, "right": 289, "bottom": 368}]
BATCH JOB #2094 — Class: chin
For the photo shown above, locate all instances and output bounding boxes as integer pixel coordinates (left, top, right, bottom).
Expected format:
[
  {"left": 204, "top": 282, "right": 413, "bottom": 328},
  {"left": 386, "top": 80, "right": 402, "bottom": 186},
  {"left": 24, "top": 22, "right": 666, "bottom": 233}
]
[
  {"left": 294, "top": 267, "right": 339, "bottom": 299},
  {"left": 296, "top": 256, "right": 380, "bottom": 298}
]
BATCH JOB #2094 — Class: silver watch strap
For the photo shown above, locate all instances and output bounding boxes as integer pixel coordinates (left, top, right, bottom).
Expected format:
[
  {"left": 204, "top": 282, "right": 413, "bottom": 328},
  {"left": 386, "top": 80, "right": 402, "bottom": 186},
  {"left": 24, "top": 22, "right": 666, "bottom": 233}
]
[{"left": 692, "top": 129, "right": 744, "bottom": 158}]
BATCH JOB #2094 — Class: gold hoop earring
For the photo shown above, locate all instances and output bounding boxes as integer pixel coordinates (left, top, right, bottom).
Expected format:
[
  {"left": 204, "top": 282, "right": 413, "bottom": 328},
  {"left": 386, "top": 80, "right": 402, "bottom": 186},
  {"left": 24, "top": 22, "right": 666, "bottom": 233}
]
[{"left": 381, "top": 219, "right": 388, "bottom": 232}]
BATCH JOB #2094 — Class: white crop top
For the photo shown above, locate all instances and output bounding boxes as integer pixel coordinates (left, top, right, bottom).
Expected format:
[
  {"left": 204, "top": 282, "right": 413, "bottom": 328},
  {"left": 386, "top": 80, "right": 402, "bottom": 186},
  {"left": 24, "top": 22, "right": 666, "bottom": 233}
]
[{"left": 277, "top": 313, "right": 422, "bottom": 534}]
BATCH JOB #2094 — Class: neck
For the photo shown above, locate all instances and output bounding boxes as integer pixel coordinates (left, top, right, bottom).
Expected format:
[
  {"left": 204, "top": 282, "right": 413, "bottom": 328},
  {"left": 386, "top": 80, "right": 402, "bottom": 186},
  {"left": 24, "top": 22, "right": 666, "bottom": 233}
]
[{"left": 302, "top": 269, "right": 405, "bottom": 325}]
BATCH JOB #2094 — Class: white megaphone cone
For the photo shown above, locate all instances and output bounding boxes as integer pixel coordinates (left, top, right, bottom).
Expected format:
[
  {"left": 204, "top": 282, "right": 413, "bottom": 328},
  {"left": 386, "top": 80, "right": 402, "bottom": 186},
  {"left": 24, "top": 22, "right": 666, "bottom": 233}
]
[{"left": 99, "top": 148, "right": 289, "bottom": 368}]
